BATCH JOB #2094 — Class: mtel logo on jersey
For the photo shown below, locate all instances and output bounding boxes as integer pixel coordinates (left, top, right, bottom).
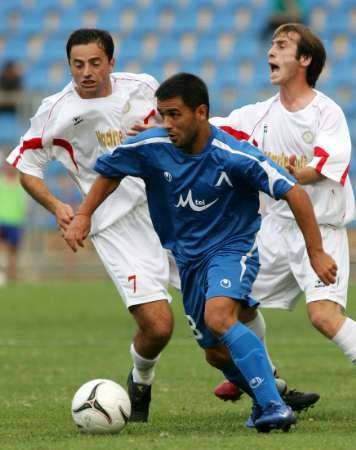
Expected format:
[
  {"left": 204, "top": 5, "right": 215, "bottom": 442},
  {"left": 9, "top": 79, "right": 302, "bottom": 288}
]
[{"left": 175, "top": 190, "right": 218, "bottom": 212}]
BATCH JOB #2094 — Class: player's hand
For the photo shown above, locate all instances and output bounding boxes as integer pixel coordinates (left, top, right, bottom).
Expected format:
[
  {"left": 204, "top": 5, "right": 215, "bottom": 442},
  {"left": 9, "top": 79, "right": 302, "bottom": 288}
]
[
  {"left": 127, "top": 123, "right": 157, "bottom": 136},
  {"left": 64, "top": 214, "right": 91, "bottom": 252},
  {"left": 285, "top": 154, "right": 297, "bottom": 177},
  {"left": 54, "top": 202, "right": 74, "bottom": 233},
  {"left": 309, "top": 250, "right": 338, "bottom": 285}
]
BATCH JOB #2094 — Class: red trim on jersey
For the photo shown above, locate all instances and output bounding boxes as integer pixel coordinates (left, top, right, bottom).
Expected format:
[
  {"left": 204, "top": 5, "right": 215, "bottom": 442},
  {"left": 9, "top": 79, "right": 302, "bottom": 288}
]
[
  {"left": 53, "top": 138, "right": 79, "bottom": 171},
  {"left": 143, "top": 109, "right": 156, "bottom": 124},
  {"left": 340, "top": 163, "right": 349, "bottom": 186},
  {"left": 314, "top": 146, "right": 329, "bottom": 173},
  {"left": 12, "top": 137, "right": 43, "bottom": 167},
  {"left": 220, "top": 126, "right": 258, "bottom": 147}
]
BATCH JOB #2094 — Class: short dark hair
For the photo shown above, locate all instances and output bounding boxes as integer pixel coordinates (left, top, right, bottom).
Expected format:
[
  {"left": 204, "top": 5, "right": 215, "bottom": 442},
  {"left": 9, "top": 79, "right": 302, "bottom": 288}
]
[
  {"left": 273, "top": 23, "right": 326, "bottom": 87},
  {"left": 156, "top": 73, "right": 210, "bottom": 114},
  {"left": 66, "top": 28, "right": 114, "bottom": 61}
]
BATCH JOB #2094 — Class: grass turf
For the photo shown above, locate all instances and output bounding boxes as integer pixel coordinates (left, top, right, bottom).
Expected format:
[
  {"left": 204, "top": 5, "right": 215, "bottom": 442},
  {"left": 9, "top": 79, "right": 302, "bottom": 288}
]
[{"left": 0, "top": 281, "right": 355, "bottom": 450}]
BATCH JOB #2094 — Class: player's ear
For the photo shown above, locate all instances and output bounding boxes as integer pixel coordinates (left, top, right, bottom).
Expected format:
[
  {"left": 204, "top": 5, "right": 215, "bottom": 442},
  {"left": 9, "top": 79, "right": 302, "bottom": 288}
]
[
  {"left": 109, "top": 57, "right": 115, "bottom": 72},
  {"left": 299, "top": 54, "right": 312, "bottom": 68},
  {"left": 196, "top": 104, "right": 208, "bottom": 121}
]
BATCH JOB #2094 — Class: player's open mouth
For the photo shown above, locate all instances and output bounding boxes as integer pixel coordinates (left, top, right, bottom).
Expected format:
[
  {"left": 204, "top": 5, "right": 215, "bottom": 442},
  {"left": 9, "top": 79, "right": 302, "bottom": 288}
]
[
  {"left": 82, "top": 81, "right": 96, "bottom": 86},
  {"left": 168, "top": 133, "right": 177, "bottom": 141},
  {"left": 269, "top": 63, "right": 280, "bottom": 73}
]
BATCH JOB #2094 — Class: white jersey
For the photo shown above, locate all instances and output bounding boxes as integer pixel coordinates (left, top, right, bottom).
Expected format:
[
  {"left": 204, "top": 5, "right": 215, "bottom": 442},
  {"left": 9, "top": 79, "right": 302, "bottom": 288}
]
[
  {"left": 7, "top": 72, "right": 159, "bottom": 234},
  {"left": 211, "top": 91, "right": 355, "bottom": 227}
]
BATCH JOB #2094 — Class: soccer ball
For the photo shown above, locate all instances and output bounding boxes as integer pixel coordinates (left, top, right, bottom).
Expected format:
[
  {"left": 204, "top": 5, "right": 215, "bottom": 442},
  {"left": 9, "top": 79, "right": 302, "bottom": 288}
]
[{"left": 71, "top": 379, "right": 131, "bottom": 434}]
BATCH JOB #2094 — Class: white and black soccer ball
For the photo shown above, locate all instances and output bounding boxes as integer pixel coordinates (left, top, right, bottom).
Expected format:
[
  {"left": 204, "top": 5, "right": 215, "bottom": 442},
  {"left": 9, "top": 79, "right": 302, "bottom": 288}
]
[{"left": 71, "top": 379, "right": 131, "bottom": 434}]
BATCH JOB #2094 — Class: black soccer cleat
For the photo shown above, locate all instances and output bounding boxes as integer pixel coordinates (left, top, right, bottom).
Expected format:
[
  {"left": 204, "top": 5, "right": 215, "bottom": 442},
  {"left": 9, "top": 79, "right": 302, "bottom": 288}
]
[
  {"left": 127, "top": 369, "right": 152, "bottom": 422},
  {"left": 282, "top": 389, "right": 320, "bottom": 413}
]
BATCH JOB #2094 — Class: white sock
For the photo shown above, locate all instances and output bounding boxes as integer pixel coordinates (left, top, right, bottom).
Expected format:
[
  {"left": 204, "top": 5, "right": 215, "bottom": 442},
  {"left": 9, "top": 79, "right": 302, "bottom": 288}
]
[
  {"left": 332, "top": 318, "right": 356, "bottom": 364},
  {"left": 245, "top": 310, "right": 276, "bottom": 374},
  {"left": 130, "top": 343, "right": 161, "bottom": 385}
]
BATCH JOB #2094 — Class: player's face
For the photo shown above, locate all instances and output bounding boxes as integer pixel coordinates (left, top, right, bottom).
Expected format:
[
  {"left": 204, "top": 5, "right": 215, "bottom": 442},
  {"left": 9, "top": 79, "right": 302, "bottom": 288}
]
[
  {"left": 69, "top": 42, "right": 115, "bottom": 99},
  {"left": 158, "top": 96, "right": 207, "bottom": 152},
  {"left": 268, "top": 32, "right": 304, "bottom": 86}
]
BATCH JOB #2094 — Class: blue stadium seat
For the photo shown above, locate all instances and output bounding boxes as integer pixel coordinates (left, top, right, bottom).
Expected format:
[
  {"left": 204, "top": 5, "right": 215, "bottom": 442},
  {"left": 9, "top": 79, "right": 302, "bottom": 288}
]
[
  {"left": 25, "top": 67, "right": 47, "bottom": 91},
  {"left": 25, "top": 60, "right": 70, "bottom": 93},
  {"left": 0, "top": 113, "right": 23, "bottom": 144},
  {"left": 37, "top": 37, "right": 67, "bottom": 64},
  {"left": 116, "top": 37, "right": 143, "bottom": 64},
  {"left": 34, "top": 0, "right": 68, "bottom": 13},
  {"left": 230, "top": 37, "right": 260, "bottom": 62},
  {"left": 0, "top": 0, "right": 22, "bottom": 16},
  {"left": 0, "top": 38, "right": 29, "bottom": 62}
]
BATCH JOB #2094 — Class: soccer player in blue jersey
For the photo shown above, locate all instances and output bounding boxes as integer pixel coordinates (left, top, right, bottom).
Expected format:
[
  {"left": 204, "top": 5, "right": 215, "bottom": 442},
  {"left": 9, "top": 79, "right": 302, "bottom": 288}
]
[{"left": 64, "top": 73, "right": 337, "bottom": 432}]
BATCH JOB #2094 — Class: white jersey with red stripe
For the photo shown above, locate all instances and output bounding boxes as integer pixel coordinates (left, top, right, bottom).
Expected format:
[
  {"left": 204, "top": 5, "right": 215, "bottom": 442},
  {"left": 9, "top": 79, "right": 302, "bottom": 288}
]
[
  {"left": 211, "top": 90, "right": 355, "bottom": 227},
  {"left": 7, "top": 72, "right": 159, "bottom": 234}
]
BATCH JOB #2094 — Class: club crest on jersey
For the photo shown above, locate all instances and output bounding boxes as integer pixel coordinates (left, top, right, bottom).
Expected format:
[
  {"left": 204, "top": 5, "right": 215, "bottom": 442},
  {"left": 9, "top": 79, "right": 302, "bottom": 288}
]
[
  {"left": 175, "top": 190, "right": 218, "bottom": 211},
  {"left": 123, "top": 102, "right": 131, "bottom": 113},
  {"left": 215, "top": 171, "right": 233, "bottom": 187},
  {"left": 163, "top": 171, "right": 172, "bottom": 182},
  {"left": 302, "top": 130, "right": 314, "bottom": 144},
  {"left": 220, "top": 278, "right": 231, "bottom": 288},
  {"left": 73, "top": 116, "right": 84, "bottom": 126}
]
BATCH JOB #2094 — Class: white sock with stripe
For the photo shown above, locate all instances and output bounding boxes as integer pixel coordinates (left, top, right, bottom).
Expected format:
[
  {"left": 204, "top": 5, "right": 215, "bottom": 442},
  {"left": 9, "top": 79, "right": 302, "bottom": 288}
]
[
  {"left": 130, "top": 343, "right": 160, "bottom": 385},
  {"left": 332, "top": 318, "right": 356, "bottom": 364}
]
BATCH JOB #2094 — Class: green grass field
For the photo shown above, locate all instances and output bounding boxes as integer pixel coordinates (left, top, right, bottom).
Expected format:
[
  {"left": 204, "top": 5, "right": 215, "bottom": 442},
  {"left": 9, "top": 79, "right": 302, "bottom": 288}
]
[{"left": 1, "top": 281, "right": 356, "bottom": 450}]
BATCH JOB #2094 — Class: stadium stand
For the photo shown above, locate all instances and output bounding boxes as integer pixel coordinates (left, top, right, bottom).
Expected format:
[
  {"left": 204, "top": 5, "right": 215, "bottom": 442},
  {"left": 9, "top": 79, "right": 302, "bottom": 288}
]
[{"left": 0, "top": 0, "right": 354, "bottom": 233}]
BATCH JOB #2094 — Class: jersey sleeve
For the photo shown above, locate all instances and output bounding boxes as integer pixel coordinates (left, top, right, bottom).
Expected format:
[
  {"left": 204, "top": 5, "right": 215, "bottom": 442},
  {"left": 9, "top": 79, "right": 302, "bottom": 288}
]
[
  {"left": 94, "top": 139, "right": 145, "bottom": 180},
  {"left": 6, "top": 97, "right": 54, "bottom": 178},
  {"left": 210, "top": 107, "right": 251, "bottom": 140},
  {"left": 210, "top": 103, "right": 265, "bottom": 148},
  {"left": 230, "top": 141, "right": 296, "bottom": 199},
  {"left": 125, "top": 72, "right": 160, "bottom": 126},
  {"left": 307, "top": 102, "right": 351, "bottom": 185},
  {"left": 141, "top": 77, "right": 159, "bottom": 126}
]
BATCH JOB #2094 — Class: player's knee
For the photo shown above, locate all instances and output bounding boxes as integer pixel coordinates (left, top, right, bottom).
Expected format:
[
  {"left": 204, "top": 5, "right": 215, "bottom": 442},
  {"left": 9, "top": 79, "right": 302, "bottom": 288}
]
[
  {"left": 146, "top": 318, "right": 173, "bottom": 344},
  {"left": 131, "top": 301, "right": 174, "bottom": 343},
  {"left": 308, "top": 309, "right": 335, "bottom": 336},
  {"left": 204, "top": 310, "right": 234, "bottom": 337},
  {"left": 156, "top": 321, "right": 174, "bottom": 342}
]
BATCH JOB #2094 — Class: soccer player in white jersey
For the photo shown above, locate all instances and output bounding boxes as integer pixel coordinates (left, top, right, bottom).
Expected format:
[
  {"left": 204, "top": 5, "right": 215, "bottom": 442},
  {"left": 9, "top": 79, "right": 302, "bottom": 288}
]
[
  {"left": 211, "top": 23, "right": 356, "bottom": 403},
  {"left": 6, "top": 28, "right": 180, "bottom": 422},
  {"left": 63, "top": 72, "right": 338, "bottom": 431}
]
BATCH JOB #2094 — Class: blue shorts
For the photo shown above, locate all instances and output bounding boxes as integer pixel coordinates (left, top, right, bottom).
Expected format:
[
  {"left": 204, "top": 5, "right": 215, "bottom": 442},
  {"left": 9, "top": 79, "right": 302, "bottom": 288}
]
[
  {"left": 179, "top": 249, "right": 260, "bottom": 348},
  {"left": 0, "top": 224, "right": 23, "bottom": 247}
]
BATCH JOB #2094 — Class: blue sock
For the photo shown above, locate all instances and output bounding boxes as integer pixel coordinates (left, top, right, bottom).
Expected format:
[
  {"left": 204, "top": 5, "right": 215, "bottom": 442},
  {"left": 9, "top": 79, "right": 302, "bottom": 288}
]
[
  {"left": 222, "top": 363, "right": 256, "bottom": 401},
  {"left": 219, "top": 321, "right": 282, "bottom": 408}
]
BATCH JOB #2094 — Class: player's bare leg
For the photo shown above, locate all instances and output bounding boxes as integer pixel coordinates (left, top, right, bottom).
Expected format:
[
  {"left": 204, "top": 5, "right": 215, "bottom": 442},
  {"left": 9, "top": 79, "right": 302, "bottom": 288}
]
[
  {"left": 308, "top": 299, "right": 356, "bottom": 363},
  {"left": 130, "top": 299, "right": 174, "bottom": 360},
  {"left": 127, "top": 299, "right": 174, "bottom": 422}
]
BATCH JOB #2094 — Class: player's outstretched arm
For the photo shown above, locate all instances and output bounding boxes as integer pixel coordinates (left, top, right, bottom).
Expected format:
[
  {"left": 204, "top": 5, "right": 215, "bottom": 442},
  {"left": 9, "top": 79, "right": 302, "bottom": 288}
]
[
  {"left": 283, "top": 185, "right": 337, "bottom": 285},
  {"left": 20, "top": 172, "right": 74, "bottom": 233},
  {"left": 285, "top": 155, "right": 324, "bottom": 185},
  {"left": 127, "top": 123, "right": 156, "bottom": 136},
  {"left": 64, "top": 175, "right": 120, "bottom": 252}
]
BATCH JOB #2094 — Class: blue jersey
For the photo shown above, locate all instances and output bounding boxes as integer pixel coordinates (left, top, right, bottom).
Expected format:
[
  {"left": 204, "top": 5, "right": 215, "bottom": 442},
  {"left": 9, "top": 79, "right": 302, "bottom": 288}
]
[{"left": 95, "top": 125, "right": 295, "bottom": 266}]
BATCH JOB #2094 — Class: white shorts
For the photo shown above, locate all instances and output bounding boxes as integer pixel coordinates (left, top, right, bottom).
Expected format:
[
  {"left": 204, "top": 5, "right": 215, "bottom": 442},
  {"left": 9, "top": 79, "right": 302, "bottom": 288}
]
[
  {"left": 91, "top": 203, "right": 181, "bottom": 309},
  {"left": 251, "top": 214, "right": 349, "bottom": 310}
]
